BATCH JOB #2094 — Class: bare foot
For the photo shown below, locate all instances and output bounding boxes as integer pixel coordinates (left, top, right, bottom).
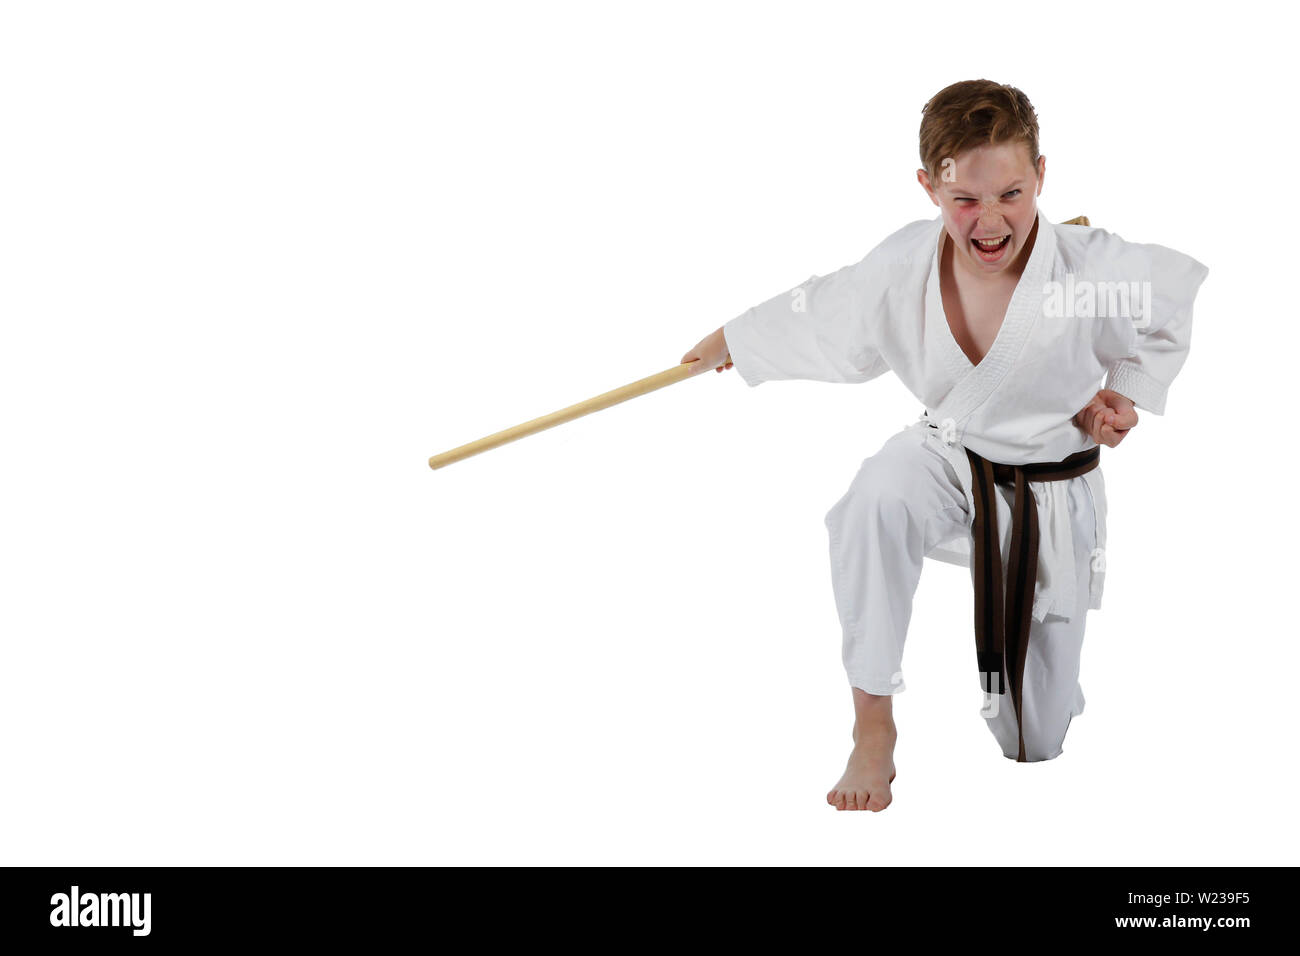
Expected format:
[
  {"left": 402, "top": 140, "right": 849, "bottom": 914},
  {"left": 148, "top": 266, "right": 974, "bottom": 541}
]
[{"left": 827, "top": 688, "right": 897, "bottom": 811}]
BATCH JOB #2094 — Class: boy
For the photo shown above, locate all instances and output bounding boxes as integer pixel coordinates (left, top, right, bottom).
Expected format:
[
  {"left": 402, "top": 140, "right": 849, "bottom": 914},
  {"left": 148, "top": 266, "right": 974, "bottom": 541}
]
[{"left": 679, "top": 80, "right": 1208, "bottom": 810}]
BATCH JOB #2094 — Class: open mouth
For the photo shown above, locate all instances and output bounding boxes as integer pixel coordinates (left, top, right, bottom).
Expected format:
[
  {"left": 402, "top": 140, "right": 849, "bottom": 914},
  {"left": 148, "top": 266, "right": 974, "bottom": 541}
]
[{"left": 971, "top": 234, "right": 1011, "bottom": 261}]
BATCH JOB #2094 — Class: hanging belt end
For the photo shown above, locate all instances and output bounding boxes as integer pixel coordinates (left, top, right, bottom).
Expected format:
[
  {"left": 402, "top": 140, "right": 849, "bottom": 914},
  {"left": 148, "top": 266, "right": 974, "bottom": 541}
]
[
  {"left": 980, "top": 672, "right": 1005, "bottom": 696},
  {"left": 977, "top": 651, "right": 1004, "bottom": 695}
]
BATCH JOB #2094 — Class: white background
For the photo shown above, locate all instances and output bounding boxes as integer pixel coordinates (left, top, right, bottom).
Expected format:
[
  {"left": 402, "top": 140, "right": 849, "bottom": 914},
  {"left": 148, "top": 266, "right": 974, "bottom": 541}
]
[{"left": 2, "top": 1, "right": 1293, "bottom": 865}]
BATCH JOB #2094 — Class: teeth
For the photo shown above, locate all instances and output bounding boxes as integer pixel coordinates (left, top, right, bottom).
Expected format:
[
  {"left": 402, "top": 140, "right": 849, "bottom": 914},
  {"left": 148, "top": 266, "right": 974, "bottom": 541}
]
[{"left": 975, "top": 235, "right": 1008, "bottom": 247}]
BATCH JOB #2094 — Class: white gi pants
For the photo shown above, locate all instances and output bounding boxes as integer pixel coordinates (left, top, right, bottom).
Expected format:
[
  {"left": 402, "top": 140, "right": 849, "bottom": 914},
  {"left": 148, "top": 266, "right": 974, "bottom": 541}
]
[{"left": 823, "top": 426, "right": 1096, "bottom": 761}]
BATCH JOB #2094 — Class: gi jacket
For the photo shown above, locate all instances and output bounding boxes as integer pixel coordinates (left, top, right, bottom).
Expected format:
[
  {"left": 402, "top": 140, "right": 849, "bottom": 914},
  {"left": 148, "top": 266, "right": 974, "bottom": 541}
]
[{"left": 722, "top": 206, "right": 1209, "bottom": 622}]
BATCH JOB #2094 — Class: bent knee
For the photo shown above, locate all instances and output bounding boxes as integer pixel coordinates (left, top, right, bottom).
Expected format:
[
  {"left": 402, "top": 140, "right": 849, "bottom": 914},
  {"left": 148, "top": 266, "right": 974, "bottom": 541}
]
[
  {"left": 838, "top": 459, "right": 934, "bottom": 525},
  {"left": 825, "top": 431, "right": 962, "bottom": 532}
]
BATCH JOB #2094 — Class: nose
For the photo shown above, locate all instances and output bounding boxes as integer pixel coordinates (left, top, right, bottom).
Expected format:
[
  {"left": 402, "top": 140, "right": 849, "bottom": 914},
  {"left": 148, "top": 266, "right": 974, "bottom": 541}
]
[{"left": 978, "top": 203, "right": 1005, "bottom": 234}]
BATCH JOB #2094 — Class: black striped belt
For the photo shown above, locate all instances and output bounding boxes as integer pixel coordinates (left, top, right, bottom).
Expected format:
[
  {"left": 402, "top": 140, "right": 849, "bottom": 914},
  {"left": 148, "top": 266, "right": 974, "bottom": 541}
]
[{"left": 964, "top": 444, "right": 1101, "bottom": 762}]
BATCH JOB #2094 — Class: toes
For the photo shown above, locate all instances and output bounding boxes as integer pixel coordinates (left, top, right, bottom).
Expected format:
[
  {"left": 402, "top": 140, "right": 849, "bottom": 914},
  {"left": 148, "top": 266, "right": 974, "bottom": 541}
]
[{"left": 830, "top": 785, "right": 895, "bottom": 811}]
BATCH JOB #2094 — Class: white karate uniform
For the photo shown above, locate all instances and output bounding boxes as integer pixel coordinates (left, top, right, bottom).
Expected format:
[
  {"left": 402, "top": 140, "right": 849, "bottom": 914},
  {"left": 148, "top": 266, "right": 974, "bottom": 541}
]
[{"left": 723, "top": 206, "right": 1208, "bottom": 760}]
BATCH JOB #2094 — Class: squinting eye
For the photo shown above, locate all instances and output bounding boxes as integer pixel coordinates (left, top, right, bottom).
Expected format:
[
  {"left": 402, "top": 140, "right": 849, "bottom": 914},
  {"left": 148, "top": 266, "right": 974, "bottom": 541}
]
[
  {"left": 955, "top": 198, "right": 974, "bottom": 204},
  {"left": 1003, "top": 190, "right": 1021, "bottom": 198}
]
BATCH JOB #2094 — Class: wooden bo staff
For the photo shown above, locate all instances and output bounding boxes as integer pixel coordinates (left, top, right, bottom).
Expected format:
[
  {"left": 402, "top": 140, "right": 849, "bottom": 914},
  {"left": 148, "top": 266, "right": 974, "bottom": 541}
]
[
  {"left": 428, "top": 216, "right": 1090, "bottom": 471},
  {"left": 428, "top": 359, "right": 716, "bottom": 470}
]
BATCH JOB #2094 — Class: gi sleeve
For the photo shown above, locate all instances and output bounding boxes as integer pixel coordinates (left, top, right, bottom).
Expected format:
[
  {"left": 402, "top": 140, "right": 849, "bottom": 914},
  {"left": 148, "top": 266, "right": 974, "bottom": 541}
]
[
  {"left": 1102, "top": 242, "right": 1209, "bottom": 415},
  {"left": 722, "top": 251, "right": 890, "bottom": 387}
]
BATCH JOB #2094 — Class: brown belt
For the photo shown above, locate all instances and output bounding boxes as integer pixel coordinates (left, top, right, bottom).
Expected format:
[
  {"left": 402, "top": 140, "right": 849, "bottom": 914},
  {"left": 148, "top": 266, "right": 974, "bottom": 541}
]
[{"left": 963, "top": 444, "right": 1101, "bottom": 762}]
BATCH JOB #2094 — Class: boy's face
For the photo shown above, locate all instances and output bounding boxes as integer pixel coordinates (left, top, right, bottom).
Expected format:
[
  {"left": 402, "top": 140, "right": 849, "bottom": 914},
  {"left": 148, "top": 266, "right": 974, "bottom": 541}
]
[{"left": 917, "top": 141, "right": 1045, "bottom": 276}]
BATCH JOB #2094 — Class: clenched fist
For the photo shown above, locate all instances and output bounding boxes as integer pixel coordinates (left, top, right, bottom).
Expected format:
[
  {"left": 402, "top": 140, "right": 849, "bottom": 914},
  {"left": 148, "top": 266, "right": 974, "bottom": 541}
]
[{"left": 1074, "top": 388, "right": 1137, "bottom": 447}]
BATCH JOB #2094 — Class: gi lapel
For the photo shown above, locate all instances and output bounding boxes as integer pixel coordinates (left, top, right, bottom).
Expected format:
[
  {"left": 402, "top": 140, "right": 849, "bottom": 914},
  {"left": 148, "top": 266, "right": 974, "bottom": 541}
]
[
  {"left": 925, "top": 231, "right": 981, "bottom": 386},
  {"left": 929, "top": 206, "right": 1058, "bottom": 431}
]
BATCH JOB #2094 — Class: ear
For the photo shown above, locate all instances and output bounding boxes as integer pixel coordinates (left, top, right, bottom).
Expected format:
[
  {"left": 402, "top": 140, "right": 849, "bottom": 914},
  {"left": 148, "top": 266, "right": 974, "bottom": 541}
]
[
  {"left": 1035, "top": 155, "right": 1046, "bottom": 195},
  {"left": 917, "top": 168, "right": 940, "bottom": 207}
]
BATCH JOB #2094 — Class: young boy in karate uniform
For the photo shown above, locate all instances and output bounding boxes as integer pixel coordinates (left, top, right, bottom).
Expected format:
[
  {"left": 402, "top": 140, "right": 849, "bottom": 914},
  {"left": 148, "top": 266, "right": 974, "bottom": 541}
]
[{"left": 680, "top": 80, "right": 1208, "bottom": 811}]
